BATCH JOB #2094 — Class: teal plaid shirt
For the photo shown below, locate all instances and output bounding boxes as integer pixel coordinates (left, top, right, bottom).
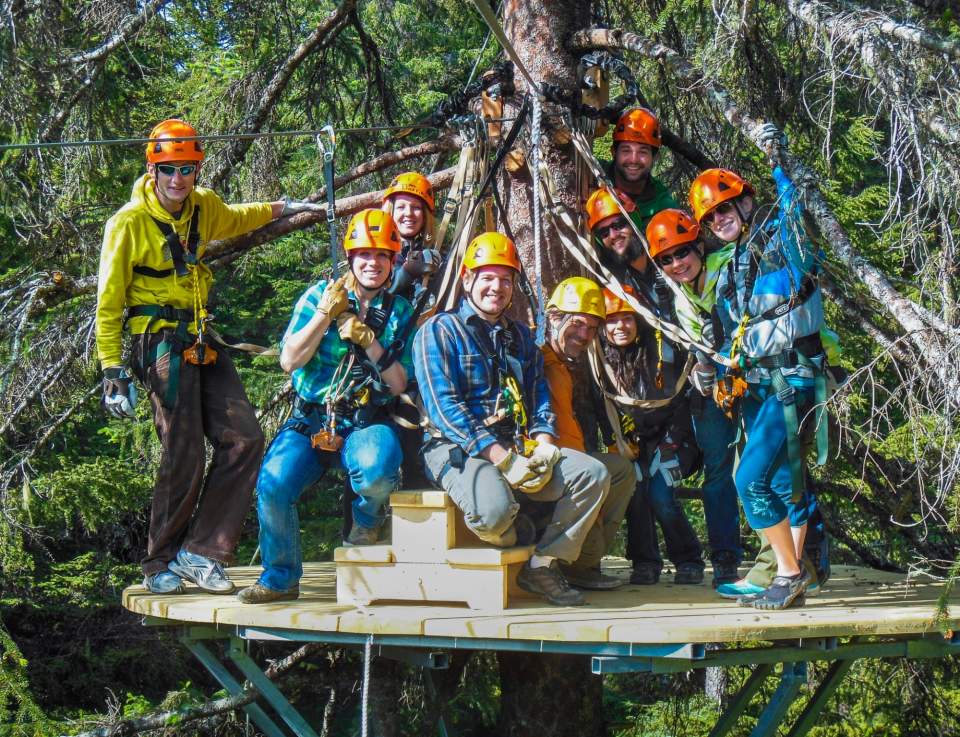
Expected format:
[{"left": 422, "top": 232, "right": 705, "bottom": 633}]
[{"left": 283, "top": 279, "right": 415, "bottom": 404}]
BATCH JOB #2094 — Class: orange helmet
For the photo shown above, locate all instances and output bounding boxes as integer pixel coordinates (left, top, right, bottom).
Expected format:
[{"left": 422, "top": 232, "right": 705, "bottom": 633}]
[
  {"left": 146, "top": 119, "right": 204, "bottom": 163},
  {"left": 688, "top": 168, "right": 755, "bottom": 223},
  {"left": 585, "top": 187, "right": 636, "bottom": 231},
  {"left": 602, "top": 285, "right": 639, "bottom": 317},
  {"left": 646, "top": 209, "right": 700, "bottom": 260},
  {"left": 461, "top": 232, "right": 521, "bottom": 274},
  {"left": 383, "top": 171, "right": 434, "bottom": 211},
  {"left": 343, "top": 208, "right": 402, "bottom": 254},
  {"left": 612, "top": 107, "right": 662, "bottom": 149}
]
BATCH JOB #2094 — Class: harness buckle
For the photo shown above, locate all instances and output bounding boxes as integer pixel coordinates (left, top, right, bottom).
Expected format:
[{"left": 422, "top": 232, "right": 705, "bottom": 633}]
[
  {"left": 311, "top": 429, "right": 344, "bottom": 452},
  {"left": 776, "top": 384, "right": 797, "bottom": 405}
]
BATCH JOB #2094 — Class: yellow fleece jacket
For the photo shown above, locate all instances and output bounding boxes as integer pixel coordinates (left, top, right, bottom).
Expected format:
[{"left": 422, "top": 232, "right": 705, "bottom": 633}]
[{"left": 96, "top": 173, "right": 273, "bottom": 368}]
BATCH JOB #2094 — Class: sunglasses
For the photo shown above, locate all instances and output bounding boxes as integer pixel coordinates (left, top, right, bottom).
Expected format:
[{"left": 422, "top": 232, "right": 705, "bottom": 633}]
[
  {"left": 595, "top": 217, "right": 631, "bottom": 240},
  {"left": 702, "top": 200, "right": 736, "bottom": 225},
  {"left": 655, "top": 243, "right": 697, "bottom": 267},
  {"left": 156, "top": 163, "right": 198, "bottom": 177}
]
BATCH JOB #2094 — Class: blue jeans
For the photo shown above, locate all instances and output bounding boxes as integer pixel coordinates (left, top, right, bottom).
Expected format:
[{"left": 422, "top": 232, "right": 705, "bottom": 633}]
[
  {"left": 692, "top": 399, "right": 743, "bottom": 564},
  {"left": 736, "top": 381, "right": 812, "bottom": 530},
  {"left": 255, "top": 415, "right": 402, "bottom": 591},
  {"left": 626, "top": 466, "right": 703, "bottom": 572}
]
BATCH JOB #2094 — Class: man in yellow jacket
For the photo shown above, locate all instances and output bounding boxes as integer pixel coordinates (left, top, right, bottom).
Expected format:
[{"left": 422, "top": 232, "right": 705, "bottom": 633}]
[{"left": 96, "top": 118, "right": 319, "bottom": 595}]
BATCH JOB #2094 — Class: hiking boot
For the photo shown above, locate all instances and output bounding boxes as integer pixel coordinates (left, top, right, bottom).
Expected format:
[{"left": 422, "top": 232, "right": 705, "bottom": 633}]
[
  {"left": 559, "top": 564, "right": 623, "bottom": 591},
  {"left": 344, "top": 523, "right": 382, "bottom": 547},
  {"left": 711, "top": 554, "right": 740, "bottom": 588},
  {"left": 143, "top": 570, "right": 185, "bottom": 595},
  {"left": 168, "top": 550, "right": 235, "bottom": 594},
  {"left": 743, "top": 569, "right": 810, "bottom": 610},
  {"left": 516, "top": 561, "right": 586, "bottom": 606},
  {"left": 237, "top": 582, "right": 300, "bottom": 605},
  {"left": 629, "top": 564, "right": 661, "bottom": 585},
  {"left": 673, "top": 563, "right": 705, "bottom": 585}
]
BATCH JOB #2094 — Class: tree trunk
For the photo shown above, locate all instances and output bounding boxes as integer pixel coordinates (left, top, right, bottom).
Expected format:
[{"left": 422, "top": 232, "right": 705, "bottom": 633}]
[
  {"left": 496, "top": 1, "right": 604, "bottom": 733},
  {"left": 497, "top": 652, "right": 606, "bottom": 737}
]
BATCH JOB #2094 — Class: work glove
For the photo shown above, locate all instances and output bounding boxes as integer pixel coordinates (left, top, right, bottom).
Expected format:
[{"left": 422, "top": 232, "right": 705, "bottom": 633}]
[
  {"left": 649, "top": 441, "right": 683, "bottom": 487},
  {"left": 337, "top": 312, "right": 375, "bottom": 349},
  {"left": 280, "top": 197, "right": 325, "bottom": 217},
  {"left": 318, "top": 276, "right": 349, "bottom": 319},
  {"left": 495, "top": 442, "right": 560, "bottom": 495},
  {"left": 691, "top": 361, "right": 716, "bottom": 397},
  {"left": 101, "top": 367, "right": 138, "bottom": 419},
  {"left": 757, "top": 123, "right": 787, "bottom": 151}
]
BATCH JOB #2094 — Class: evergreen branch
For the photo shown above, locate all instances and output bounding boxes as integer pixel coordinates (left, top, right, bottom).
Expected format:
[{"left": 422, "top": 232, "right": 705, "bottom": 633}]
[
  {"left": 205, "top": 0, "right": 359, "bottom": 190},
  {"left": 65, "top": 0, "right": 173, "bottom": 66}
]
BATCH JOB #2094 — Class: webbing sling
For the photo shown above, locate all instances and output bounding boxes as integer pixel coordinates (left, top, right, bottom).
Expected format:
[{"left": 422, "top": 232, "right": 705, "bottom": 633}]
[
  {"left": 132, "top": 208, "right": 201, "bottom": 279},
  {"left": 126, "top": 305, "right": 194, "bottom": 409}
]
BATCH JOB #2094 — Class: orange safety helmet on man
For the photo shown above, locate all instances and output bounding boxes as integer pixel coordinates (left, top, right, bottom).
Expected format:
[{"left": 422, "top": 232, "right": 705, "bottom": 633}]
[
  {"left": 585, "top": 187, "right": 636, "bottom": 231},
  {"left": 145, "top": 119, "right": 205, "bottom": 163},
  {"left": 383, "top": 172, "right": 435, "bottom": 212},
  {"left": 688, "top": 168, "right": 755, "bottom": 224},
  {"left": 646, "top": 209, "right": 700, "bottom": 260},
  {"left": 343, "top": 208, "right": 402, "bottom": 254},
  {"left": 461, "top": 232, "right": 522, "bottom": 274},
  {"left": 612, "top": 108, "right": 663, "bottom": 149},
  {"left": 602, "top": 285, "right": 639, "bottom": 317}
]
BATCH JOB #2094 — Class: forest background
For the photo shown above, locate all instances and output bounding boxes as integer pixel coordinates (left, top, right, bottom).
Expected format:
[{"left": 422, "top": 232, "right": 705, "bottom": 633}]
[{"left": 2, "top": 0, "right": 960, "bottom": 735}]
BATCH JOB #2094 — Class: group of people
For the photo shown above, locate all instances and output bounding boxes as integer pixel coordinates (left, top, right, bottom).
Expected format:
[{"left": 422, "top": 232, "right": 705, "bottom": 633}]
[{"left": 97, "top": 107, "right": 837, "bottom": 613}]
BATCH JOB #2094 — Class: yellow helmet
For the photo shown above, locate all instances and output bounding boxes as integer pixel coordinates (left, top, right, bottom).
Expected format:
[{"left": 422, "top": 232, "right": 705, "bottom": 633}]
[
  {"left": 343, "top": 208, "right": 402, "bottom": 253},
  {"left": 547, "top": 277, "right": 606, "bottom": 319},
  {"left": 383, "top": 172, "right": 434, "bottom": 211},
  {"left": 461, "top": 232, "right": 522, "bottom": 274}
]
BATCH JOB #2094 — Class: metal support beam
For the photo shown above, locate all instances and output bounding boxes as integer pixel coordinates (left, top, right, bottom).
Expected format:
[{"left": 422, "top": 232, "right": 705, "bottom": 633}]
[
  {"left": 751, "top": 662, "right": 807, "bottom": 737},
  {"left": 786, "top": 658, "right": 856, "bottom": 737},
  {"left": 708, "top": 663, "right": 775, "bottom": 737},
  {"left": 376, "top": 646, "right": 450, "bottom": 670},
  {"left": 591, "top": 643, "right": 706, "bottom": 674},
  {"left": 181, "top": 639, "right": 288, "bottom": 737},
  {"left": 227, "top": 638, "right": 320, "bottom": 737}
]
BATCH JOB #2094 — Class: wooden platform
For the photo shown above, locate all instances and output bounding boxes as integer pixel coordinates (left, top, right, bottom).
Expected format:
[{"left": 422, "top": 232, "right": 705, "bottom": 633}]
[{"left": 123, "top": 562, "right": 959, "bottom": 646}]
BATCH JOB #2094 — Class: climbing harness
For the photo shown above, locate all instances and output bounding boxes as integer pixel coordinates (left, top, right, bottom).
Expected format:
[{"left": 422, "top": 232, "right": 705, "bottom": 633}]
[{"left": 317, "top": 124, "right": 339, "bottom": 276}]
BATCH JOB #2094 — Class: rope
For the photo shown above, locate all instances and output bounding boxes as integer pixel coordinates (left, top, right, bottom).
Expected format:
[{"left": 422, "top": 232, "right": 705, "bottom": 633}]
[
  {"left": 530, "top": 94, "right": 547, "bottom": 345},
  {"left": 361, "top": 634, "right": 373, "bottom": 737},
  {"left": 469, "top": 0, "right": 542, "bottom": 95}
]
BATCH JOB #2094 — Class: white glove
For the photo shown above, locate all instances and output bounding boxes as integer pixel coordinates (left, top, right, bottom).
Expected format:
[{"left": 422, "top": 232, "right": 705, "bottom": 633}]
[
  {"left": 281, "top": 197, "right": 325, "bottom": 217},
  {"left": 756, "top": 122, "right": 788, "bottom": 151},
  {"left": 101, "top": 367, "right": 138, "bottom": 419},
  {"left": 496, "top": 442, "right": 560, "bottom": 494},
  {"left": 649, "top": 445, "right": 683, "bottom": 488},
  {"left": 691, "top": 362, "right": 717, "bottom": 397}
]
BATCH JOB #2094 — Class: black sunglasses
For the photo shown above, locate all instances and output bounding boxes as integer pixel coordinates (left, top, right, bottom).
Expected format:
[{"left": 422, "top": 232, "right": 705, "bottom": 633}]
[
  {"left": 595, "top": 217, "right": 630, "bottom": 240},
  {"left": 702, "top": 200, "right": 736, "bottom": 225},
  {"left": 655, "top": 243, "right": 697, "bottom": 267},
  {"left": 156, "top": 163, "right": 198, "bottom": 177}
]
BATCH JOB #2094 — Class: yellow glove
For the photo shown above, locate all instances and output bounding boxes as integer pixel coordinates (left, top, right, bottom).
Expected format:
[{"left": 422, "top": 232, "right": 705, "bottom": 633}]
[
  {"left": 337, "top": 312, "right": 375, "bottom": 349},
  {"left": 318, "top": 276, "right": 349, "bottom": 319}
]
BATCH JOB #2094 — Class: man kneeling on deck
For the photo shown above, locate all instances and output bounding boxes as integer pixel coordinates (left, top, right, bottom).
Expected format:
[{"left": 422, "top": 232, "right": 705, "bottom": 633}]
[
  {"left": 414, "top": 233, "right": 610, "bottom": 607},
  {"left": 238, "top": 209, "right": 414, "bottom": 604}
]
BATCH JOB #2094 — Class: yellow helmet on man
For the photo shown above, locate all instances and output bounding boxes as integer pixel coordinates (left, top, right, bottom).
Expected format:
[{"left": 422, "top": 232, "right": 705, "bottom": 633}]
[
  {"left": 547, "top": 277, "right": 606, "bottom": 319},
  {"left": 461, "top": 232, "right": 522, "bottom": 274},
  {"left": 343, "top": 209, "right": 402, "bottom": 254}
]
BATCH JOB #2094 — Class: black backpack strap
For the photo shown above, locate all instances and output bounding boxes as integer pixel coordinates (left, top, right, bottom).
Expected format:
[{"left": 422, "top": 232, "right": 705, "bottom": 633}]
[{"left": 148, "top": 207, "right": 200, "bottom": 278}]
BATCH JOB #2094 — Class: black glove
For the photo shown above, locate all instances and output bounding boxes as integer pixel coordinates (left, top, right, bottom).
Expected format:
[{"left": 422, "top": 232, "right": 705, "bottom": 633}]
[
  {"left": 101, "top": 367, "right": 138, "bottom": 419},
  {"left": 403, "top": 248, "right": 441, "bottom": 278}
]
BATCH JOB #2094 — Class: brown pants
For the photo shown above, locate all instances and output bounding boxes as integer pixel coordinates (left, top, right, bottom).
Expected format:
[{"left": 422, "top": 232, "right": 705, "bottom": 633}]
[{"left": 132, "top": 332, "right": 264, "bottom": 575}]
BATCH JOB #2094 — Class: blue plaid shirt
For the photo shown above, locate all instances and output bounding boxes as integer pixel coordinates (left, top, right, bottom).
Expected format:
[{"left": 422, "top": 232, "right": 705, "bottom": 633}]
[
  {"left": 413, "top": 299, "right": 556, "bottom": 457},
  {"left": 283, "top": 279, "right": 415, "bottom": 404}
]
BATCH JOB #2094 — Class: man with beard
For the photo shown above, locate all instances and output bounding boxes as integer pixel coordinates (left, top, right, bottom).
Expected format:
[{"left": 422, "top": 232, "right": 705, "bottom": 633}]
[
  {"left": 606, "top": 107, "right": 678, "bottom": 230},
  {"left": 415, "top": 233, "right": 609, "bottom": 606},
  {"left": 238, "top": 209, "right": 414, "bottom": 604}
]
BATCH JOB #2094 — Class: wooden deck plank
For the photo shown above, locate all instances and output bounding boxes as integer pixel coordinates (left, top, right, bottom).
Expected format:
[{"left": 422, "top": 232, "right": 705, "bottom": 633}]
[{"left": 122, "top": 562, "right": 957, "bottom": 646}]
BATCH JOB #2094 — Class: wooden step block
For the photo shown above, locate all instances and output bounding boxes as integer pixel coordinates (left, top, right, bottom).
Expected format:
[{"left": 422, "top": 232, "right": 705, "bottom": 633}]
[
  {"left": 389, "top": 490, "right": 481, "bottom": 560},
  {"left": 335, "top": 552, "right": 535, "bottom": 610}
]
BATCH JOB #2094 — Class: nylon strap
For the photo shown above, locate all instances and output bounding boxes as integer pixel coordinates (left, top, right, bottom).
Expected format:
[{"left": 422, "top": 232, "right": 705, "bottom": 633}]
[
  {"left": 770, "top": 368, "right": 805, "bottom": 504},
  {"left": 317, "top": 125, "right": 339, "bottom": 277}
]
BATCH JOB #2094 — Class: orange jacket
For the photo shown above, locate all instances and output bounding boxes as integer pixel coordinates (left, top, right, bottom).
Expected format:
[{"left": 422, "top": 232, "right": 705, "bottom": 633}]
[{"left": 541, "top": 344, "right": 586, "bottom": 452}]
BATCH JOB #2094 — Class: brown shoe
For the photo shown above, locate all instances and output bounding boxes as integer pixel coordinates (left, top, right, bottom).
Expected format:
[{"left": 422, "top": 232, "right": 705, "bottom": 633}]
[
  {"left": 344, "top": 523, "right": 382, "bottom": 546},
  {"left": 237, "top": 582, "right": 300, "bottom": 604},
  {"left": 559, "top": 564, "right": 624, "bottom": 591},
  {"left": 517, "top": 561, "right": 586, "bottom": 606}
]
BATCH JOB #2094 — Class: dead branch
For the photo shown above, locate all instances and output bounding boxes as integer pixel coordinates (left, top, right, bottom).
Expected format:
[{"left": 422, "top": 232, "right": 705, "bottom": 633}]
[
  {"left": 836, "top": 0, "right": 960, "bottom": 63},
  {"left": 568, "top": 27, "right": 960, "bottom": 405},
  {"left": 66, "top": 0, "right": 173, "bottom": 66},
  {"left": 206, "top": 0, "right": 358, "bottom": 189},
  {"left": 71, "top": 643, "right": 325, "bottom": 737},
  {"left": 820, "top": 280, "right": 913, "bottom": 364}
]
